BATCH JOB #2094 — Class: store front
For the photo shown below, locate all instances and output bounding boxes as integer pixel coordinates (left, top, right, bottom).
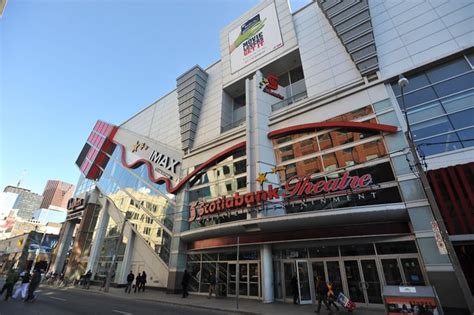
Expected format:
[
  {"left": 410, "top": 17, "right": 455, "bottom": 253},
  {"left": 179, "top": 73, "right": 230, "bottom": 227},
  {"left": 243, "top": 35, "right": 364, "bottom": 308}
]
[{"left": 273, "top": 240, "right": 426, "bottom": 306}]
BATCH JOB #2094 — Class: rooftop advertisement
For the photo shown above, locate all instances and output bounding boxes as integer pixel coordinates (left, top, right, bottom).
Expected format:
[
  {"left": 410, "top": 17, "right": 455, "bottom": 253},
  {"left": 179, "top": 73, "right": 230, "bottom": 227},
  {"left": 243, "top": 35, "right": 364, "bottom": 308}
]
[{"left": 228, "top": 2, "right": 283, "bottom": 73}]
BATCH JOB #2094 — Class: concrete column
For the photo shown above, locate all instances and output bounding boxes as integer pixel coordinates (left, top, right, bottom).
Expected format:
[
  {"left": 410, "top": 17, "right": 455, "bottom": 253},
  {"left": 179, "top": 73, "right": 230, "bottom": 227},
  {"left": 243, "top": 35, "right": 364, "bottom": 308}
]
[
  {"left": 261, "top": 244, "right": 274, "bottom": 303},
  {"left": 86, "top": 201, "right": 110, "bottom": 274},
  {"left": 51, "top": 221, "right": 75, "bottom": 274},
  {"left": 118, "top": 225, "right": 135, "bottom": 284}
]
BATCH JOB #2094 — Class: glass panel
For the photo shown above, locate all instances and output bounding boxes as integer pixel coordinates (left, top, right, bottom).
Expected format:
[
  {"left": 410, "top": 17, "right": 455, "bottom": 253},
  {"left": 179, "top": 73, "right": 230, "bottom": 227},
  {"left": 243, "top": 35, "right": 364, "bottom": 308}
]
[
  {"left": 449, "top": 108, "right": 474, "bottom": 129},
  {"left": 249, "top": 263, "right": 259, "bottom": 297},
  {"left": 401, "top": 258, "right": 425, "bottom": 285},
  {"left": 344, "top": 260, "right": 365, "bottom": 303},
  {"left": 326, "top": 261, "right": 343, "bottom": 296},
  {"left": 417, "top": 132, "right": 463, "bottom": 156},
  {"left": 391, "top": 73, "right": 430, "bottom": 96},
  {"left": 407, "top": 101, "right": 445, "bottom": 124},
  {"left": 433, "top": 72, "right": 474, "bottom": 98},
  {"left": 340, "top": 244, "right": 375, "bottom": 256},
  {"left": 290, "top": 66, "right": 305, "bottom": 83},
  {"left": 273, "top": 261, "right": 283, "bottom": 299},
  {"left": 186, "top": 262, "right": 201, "bottom": 292},
  {"left": 381, "top": 259, "right": 403, "bottom": 285},
  {"left": 217, "top": 263, "right": 228, "bottom": 297},
  {"left": 284, "top": 262, "right": 296, "bottom": 299},
  {"left": 239, "top": 264, "right": 248, "bottom": 296},
  {"left": 458, "top": 127, "right": 474, "bottom": 148},
  {"left": 411, "top": 116, "right": 453, "bottom": 140},
  {"left": 376, "top": 241, "right": 418, "bottom": 254},
  {"left": 361, "top": 260, "right": 382, "bottom": 304},
  {"left": 312, "top": 262, "right": 325, "bottom": 281},
  {"left": 441, "top": 89, "right": 474, "bottom": 113},
  {"left": 426, "top": 58, "right": 470, "bottom": 84},
  {"left": 297, "top": 261, "right": 311, "bottom": 302},
  {"left": 228, "top": 264, "right": 236, "bottom": 295},
  {"left": 308, "top": 246, "right": 339, "bottom": 258},
  {"left": 200, "top": 262, "right": 216, "bottom": 293},
  {"left": 397, "top": 86, "right": 438, "bottom": 110}
]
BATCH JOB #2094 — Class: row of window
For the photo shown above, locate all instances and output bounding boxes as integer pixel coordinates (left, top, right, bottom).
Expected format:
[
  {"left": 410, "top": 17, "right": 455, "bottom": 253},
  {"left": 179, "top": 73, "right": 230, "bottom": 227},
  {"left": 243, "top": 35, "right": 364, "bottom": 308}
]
[{"left": 391, "top": 54, "right": 474, "bottom": 156}]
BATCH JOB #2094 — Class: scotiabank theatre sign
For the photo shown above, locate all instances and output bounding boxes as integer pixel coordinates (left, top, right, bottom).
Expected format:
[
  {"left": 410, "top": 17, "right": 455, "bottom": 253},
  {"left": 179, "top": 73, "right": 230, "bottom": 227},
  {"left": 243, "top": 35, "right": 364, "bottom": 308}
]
[{"left": 189, "top": 172, "right": 373, "bottom": 222}]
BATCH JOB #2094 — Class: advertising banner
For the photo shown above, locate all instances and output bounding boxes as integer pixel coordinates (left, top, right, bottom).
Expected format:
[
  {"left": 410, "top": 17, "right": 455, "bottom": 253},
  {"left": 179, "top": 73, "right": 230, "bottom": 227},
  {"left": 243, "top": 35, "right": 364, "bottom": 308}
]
[{"left": 228, "top": 3, "right": 283, "bottom": 73}]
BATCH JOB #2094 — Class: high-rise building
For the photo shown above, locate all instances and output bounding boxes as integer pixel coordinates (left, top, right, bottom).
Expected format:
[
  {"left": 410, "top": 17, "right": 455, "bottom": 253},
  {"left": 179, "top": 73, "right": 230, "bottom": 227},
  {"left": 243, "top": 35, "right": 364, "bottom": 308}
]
[
  {"left": 13, "top": 191, "right": 43, "bottom": 220},
  {"left": 40, "top": 180, "right": 75, "bottom": 209},
  {"left": 52, "top": 1, "right": 473, "bottom": 313}
]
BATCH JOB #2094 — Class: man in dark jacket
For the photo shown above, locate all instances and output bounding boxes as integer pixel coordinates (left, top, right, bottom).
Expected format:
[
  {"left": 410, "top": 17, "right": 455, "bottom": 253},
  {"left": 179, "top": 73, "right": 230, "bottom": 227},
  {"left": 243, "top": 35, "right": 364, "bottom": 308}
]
[
  {"left": 134, "top": 273, "right": 142, "bottom": 293},
  {"left": 0, "top": 268, "right": 18, "bottom": 301},
  {"left": 139, "top": 271, "right": 147, "bottom": 292},
  {"left": 181, "top": 270, "right": 190, "bottom": 298},
  {"left": 25, "top": 269, "right": 41, "bottom": 302},
  {"left": 125, "top": 271, "right": 134, "bottom": 294},
  {"left": 314, "top": 276, "right": 331, "bottom": 313},
  {"left": 207, "top": 271, "right": 216, "bottom": 299}
]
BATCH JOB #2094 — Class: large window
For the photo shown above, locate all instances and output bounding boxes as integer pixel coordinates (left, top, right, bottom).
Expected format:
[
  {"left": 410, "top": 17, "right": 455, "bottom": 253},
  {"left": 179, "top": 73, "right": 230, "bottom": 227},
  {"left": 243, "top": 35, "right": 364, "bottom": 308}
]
[
  {"left": 188, "top": 149, "right": 248, "bottom": 229},
  {"left": 391, "top": 54, "right": 474, "bottom": 156},
  {"left": 272, "top": 105, "right": 402, "bottom": 213}
]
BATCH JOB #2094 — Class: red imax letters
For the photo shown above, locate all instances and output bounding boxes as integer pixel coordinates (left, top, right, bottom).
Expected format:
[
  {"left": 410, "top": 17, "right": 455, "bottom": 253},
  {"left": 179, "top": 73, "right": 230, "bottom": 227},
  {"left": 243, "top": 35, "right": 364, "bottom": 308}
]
[{"left": 188, "top": 172, "right": 373, "bottom": 222}]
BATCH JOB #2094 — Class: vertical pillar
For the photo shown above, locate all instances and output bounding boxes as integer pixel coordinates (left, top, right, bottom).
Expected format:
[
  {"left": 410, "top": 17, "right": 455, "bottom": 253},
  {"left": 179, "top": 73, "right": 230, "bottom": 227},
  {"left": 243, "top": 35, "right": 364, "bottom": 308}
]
[
  {"left": 86, "top": 201, "right": 110, "bottom": 274},
  {"left": 118, "top": 226, "right": 135, "bottom": 284},
  {"left": 261, "top": 244, "right": 274, "bottom": 303},
  {"left": 51, "top": 221, "right": 75, "bottom": 274}
]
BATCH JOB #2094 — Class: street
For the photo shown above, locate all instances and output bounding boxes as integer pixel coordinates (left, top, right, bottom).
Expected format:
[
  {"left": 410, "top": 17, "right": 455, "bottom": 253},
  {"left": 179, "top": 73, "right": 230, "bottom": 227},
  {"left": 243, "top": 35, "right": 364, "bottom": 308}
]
[{"left": 0, "top": 284, "right": 229, "bottom": 315}]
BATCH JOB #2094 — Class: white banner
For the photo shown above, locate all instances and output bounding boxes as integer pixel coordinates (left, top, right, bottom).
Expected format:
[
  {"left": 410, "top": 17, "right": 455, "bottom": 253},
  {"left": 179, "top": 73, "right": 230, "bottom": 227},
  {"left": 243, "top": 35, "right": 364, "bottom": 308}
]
[{"left": 228, "top": 3, "right": 283, "bottom": 73}]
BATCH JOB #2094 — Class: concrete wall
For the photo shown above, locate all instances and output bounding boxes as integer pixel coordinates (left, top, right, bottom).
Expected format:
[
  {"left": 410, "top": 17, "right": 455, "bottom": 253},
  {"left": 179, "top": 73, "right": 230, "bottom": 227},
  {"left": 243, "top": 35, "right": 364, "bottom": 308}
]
[
  {"left": 370, "top": 0, "right": 474, "bottom": 80},
  {"left": 293, "top": 2, "right": 362, "bottom": 98}
]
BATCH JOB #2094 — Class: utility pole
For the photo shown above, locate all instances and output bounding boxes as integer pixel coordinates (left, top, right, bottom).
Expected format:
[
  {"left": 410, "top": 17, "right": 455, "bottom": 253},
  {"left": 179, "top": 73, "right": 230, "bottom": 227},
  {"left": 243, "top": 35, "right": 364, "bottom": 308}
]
[
  {"left": 236, "top": 236, "right": 240, "bottom": 310},
  {"left": 398, "top": 75, "right": 474, "bottom": 314},
  {"left": 104, "top": 211, "right": 130, "bottom": 293}
]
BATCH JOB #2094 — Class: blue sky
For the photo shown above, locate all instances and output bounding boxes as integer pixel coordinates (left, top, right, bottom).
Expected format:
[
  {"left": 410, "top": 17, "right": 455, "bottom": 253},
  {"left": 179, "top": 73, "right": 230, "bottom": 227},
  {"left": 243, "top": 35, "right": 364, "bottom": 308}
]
[{"left": 1, "top": 0, "right": 269, "bottom": 194}]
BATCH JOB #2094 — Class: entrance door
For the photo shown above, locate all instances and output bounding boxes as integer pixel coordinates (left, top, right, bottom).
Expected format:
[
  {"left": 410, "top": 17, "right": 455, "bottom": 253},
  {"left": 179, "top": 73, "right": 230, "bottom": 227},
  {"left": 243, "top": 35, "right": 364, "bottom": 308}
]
[
  {"left": 296, "top": 260, "right": 312, "bottom": 304},
  {"left": 344, "top": 259, "right": 382, "bottom": 305},
  {"left": 343, "top": 260, "right": 365, "bottom": 303},
  {"left": 283, "top": 262, "right": 296, "bottom": 302}
]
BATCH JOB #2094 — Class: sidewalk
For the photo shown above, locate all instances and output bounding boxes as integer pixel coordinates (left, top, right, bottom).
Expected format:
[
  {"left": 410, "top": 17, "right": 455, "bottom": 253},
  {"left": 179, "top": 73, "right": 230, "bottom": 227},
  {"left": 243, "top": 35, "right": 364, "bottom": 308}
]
[{"left": 66, "top": 284, "right": 385, "bottom": 315}]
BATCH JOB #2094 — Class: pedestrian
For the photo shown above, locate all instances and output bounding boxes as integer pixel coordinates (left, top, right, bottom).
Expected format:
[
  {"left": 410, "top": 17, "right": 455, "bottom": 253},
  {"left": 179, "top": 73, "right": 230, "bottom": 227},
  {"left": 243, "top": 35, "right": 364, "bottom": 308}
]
[
  {"left": 139, "top": 271, "right": 147, "bottom": 292},
  {"left": 290, "top": 274, "right": 299, "bottom": 305},
  {"left": 326, "top": 281, "right": 340, "bottom": 311},
  {"left": 84, "top": 269, "right": 92, "bottom": 289},
  {"left": 207, "top": 271, "right": 216, "bottom": 299},
  {"left": 181, "top": 269, "right": 190, "bottom": 298},
  {"left": 125, "top": 271, "right": 134, "bottom": 294},
  {"left": 12, "top": 271, "right": 30, "bottom": 300},
  {"left": 25, "top": 269, "right": 42, "bottom": 302},
  {"left": 134, "top": 272, "right": 142, "bottom": 293},
  {"left": 0, "top": 268, "right": 18, "bottom": 301},
  {"left": 314, "top": 275, "right": 331, "bottom": 313}
]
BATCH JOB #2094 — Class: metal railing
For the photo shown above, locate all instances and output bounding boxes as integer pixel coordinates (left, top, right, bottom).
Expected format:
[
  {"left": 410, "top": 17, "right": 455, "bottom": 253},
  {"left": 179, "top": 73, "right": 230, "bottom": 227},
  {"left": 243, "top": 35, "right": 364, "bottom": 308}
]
[
  {"left": 221, "top": 118, "right": 246, "bottom": 133},
  {"left": 271, "top": 90, "right": 308, "bottom": 112}
]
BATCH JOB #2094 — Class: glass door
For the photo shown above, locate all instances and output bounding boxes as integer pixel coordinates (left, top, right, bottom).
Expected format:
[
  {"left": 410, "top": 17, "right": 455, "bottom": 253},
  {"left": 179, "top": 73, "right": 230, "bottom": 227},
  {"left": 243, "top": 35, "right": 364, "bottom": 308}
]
[
  {"left": 283, "top": 262, "right": 296, "bottom": 302},
  {"left": 326, "top": 261, "right": 343, "bottom": 296},
  {"left": 381, "top": 258, "right": 404, "bottom": 285},
  {"left": 296, "top": 260, "right": 312, "bottom": 304},
  {"left": 360, "top": 259, "right": 382, "bottom": 304},
  {"left": 249, "top": 263, "right": 259, "bottom": 297},
  {"left": 343, "top": 260, "right": 365, "bottom": 303}
]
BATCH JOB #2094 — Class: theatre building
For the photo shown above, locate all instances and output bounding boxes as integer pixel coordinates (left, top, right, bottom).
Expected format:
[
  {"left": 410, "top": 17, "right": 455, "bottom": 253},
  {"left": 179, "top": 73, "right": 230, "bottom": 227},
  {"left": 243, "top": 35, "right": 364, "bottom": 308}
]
[{"left": 50, "top": 0, "right": 473, "bottom": 313}]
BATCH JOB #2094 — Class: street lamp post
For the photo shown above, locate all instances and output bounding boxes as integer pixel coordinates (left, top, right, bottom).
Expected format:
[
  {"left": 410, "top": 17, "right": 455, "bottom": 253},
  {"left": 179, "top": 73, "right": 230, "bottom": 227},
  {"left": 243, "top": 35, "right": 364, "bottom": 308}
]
[{"left": 398, "top": 75, "right": 474, "bottom": 314}]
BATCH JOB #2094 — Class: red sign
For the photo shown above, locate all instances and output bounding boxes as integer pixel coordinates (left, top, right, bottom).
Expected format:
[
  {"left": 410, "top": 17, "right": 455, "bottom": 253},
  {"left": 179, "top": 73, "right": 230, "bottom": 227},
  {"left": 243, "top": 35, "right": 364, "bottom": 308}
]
[
  {"left": 189, "top": 172, "right": 373, "bottom": 222},
  {"left": 259, "top": 74, "right": 285, "bottom": 100}
]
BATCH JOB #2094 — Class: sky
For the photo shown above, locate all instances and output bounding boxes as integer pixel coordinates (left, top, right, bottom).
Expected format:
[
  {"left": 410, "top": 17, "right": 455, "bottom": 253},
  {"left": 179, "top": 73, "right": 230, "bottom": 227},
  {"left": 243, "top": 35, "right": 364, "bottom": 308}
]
[{"left": 0, "top": 0, "right": 273, "bottom": 194}]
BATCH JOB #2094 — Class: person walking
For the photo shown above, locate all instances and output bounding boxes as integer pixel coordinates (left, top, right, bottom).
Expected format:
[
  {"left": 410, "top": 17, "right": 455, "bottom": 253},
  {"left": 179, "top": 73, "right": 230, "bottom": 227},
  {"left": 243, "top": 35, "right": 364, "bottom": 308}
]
[
  {"left": 326, "top": 282, "right": 340, "bottom": 311},
  {"left": 125, "top": 271, "right": 134, "bottom": 294},
  {"left": 207, "top": 271, "right": 216, "bottom": 299},
  {"left": 0, "top": 268, "right": 18, "bottom": 301},
  {"left": 25, "top": 269, "right": 42, "bottom": 302},
  {"left": 290, "top": 274, "right": 299, "bottom": 305},
  {"left": 314, "top": 276, "right": 331, "bottom": 313},
  {"left": 134, "top": 272, "right": 142, "bottom": 293},
  {"left": 181, "top": 269, "right": 190, "bottom": 298},
  {"left": 84, "top": 270, "right": 92, "bottom": 289},
  {"left": 12, "top": 271, "right": 30, "bottom": 300},
  {"left": 139, "top": 271, "right": 147, "bottom": 292}
]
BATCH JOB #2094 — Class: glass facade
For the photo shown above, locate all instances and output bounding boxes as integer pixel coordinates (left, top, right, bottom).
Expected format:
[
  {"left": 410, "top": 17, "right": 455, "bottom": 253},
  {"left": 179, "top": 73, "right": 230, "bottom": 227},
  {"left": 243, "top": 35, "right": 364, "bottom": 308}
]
[
  {"left": 188, "top": 148, "right": 248, "bottom": 229},
  {"left": 391, "top": 54, "right": 474, "bottom": 156}
]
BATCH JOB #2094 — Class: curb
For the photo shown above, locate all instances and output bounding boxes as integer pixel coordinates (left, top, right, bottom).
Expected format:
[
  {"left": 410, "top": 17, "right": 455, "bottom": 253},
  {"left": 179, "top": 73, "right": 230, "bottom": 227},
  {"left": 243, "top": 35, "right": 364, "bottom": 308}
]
[{"left": 47, "top": 285, "right": 259, "bottom": 315}]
